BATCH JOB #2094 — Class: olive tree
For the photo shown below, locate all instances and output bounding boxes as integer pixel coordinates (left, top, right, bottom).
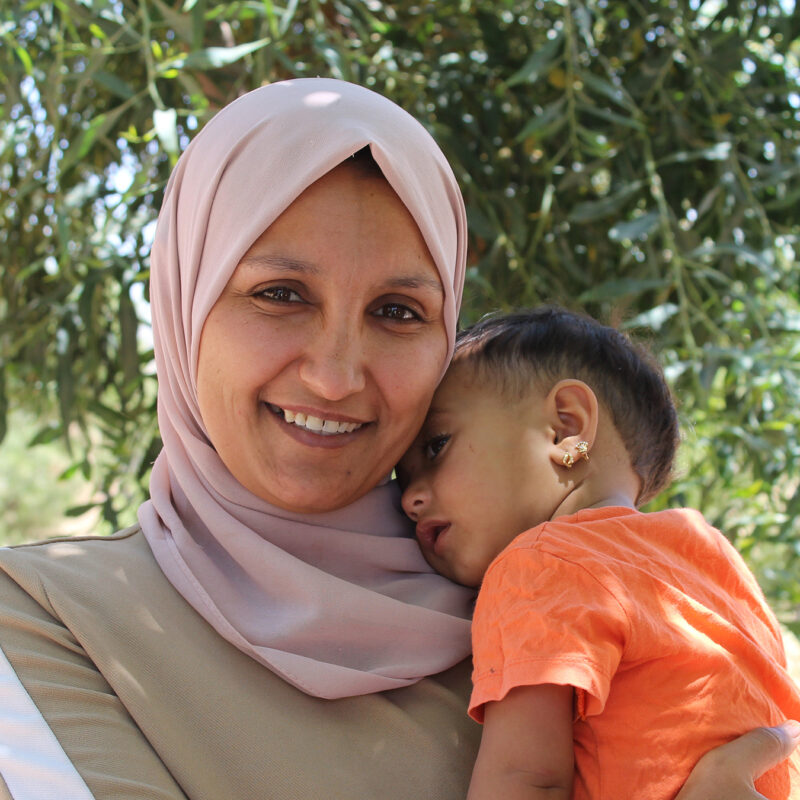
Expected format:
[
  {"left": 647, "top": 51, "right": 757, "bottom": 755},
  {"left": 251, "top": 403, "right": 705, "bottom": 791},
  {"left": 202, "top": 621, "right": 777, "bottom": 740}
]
[{"left": 2, "top": 0, "right": 798, "bottom": 624}]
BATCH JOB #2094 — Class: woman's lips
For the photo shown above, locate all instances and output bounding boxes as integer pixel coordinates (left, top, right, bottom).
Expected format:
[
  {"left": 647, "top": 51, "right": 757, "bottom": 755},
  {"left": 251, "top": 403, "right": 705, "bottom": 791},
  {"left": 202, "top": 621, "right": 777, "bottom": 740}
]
[{"left": 415, "top": 520, "right": 451, "bottom": 554}]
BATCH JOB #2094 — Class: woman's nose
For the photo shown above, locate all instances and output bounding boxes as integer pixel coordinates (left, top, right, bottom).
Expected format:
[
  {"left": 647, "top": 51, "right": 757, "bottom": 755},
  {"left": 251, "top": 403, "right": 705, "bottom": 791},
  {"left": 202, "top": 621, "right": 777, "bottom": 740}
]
[
  {"left": 400, "top": 480, "right": 428, "bottom": 522},
  {"left": 297, "top": 324, "right": 367, "bottom": 401}
]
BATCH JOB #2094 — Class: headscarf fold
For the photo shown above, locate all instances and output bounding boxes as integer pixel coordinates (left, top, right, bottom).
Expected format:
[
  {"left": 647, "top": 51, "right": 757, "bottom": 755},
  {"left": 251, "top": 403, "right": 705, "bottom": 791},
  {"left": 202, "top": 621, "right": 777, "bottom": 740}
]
[{"left": 138, "top": 78, "right": 474, "bottom": 699}]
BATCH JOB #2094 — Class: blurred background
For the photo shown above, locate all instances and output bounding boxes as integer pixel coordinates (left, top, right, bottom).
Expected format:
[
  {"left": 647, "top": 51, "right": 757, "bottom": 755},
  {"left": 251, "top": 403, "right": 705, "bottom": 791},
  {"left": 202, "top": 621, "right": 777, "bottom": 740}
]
[{"left": 1, "top": 0, "right": 799, "bottom": 632}]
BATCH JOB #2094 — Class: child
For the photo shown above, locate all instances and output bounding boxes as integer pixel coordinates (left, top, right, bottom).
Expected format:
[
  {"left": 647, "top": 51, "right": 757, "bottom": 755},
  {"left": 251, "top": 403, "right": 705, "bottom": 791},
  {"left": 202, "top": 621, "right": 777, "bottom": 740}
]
[{"left": 397, "top": 306, "right": 800, "bottom": 800}]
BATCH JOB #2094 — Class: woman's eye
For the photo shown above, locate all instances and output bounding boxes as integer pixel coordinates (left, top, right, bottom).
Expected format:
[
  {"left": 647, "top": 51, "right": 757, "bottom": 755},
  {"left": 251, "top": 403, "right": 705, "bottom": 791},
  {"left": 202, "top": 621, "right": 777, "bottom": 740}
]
[
  {"left": 258, "top": 286, "right": 303, "bottom": 303},
  {"left": 374, "top": 303, "right": 420, "bottom": 321},
  {"left": 424, "top": 434, "right": 450, "bottom": 461}
]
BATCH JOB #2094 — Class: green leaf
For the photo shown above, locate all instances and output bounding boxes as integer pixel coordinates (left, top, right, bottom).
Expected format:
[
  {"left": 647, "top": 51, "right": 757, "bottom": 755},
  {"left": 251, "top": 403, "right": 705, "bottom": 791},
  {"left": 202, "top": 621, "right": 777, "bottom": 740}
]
[
  {"left": 577, "top": 70, "right": 635, "bottom": 110},
  {"left": 568, "top": 180, "right": 645, "bottom": 222},
  {"left": 465, "top": 265, "right": 495, "bottom": 294},
  {"left": 66, "top": 503, "right": 99, "bottom": 517},
  {"left": 763, "top": 183, "right": 800, "bottom": 211},
  {"left": 60, "top": 105, "right": 128, "bottom": 175},
  {"left": 576, "top": 101, "right": 646, "bottom": 131},
  {"left": 58, "top": 461, "right": 90, "bottom": 481},
  {"left": 466, "top": 205, "right": 498, "bottom": 240},
  {"left": 57, "top": 351, "right": 75, "bottom": 450},
  {"left": 608, "top": 210, "right": 661, "bottom": 241},
  {"left": 28, "top": 426, "right": 64, "bottom": 447},
  {"left": 167, "top": 37, "right": 273, "bottom": 71},
  {"left": 622, "top": 303, "right": 680, "bottom": 331},
  {"left": 262, "top": 0, "right": 279, "bottom": 38},
  {"left": 190, "top": 0, "right": 205, "bottom": 49},
  {"left": 93, "top": 70, "right": 135, "bottom": 100},
  {"left": 15, "top": 46, "right": 34, "bottom": 75},
  {"left": 153, "top": 108, "right": 179, "bottom": 156},
  {"left": 505, "top": 32, "right": 563, "bottom": 88},
  {"left": 88, "top": 400, "right": 129, "bottom": 427},
  {"left": 148, "top": 0, "right": 194, "bottom": 42},
  {"left": 314, "top": 35, "right": 346, "bottom": 79},
  {"left": 660, "top": 141, "right": 732, "bottom": 165},
  {"left": 578, "top": 277, "right": 672, "bottom": 303},
  {"left": 119, "top": 286, "right": 140, "bottom": 388},
  {"left": 577, "top": 126, "right": 615, "bottom": 157},
  {"left": 514, "top": 97, "right": 567, "bottom": 142},
  {"left": 277, "top": 0, "right": 301, "bottom": 37},
  {"left": 688, "top": 244, "right": 772, "bottom": 270}
]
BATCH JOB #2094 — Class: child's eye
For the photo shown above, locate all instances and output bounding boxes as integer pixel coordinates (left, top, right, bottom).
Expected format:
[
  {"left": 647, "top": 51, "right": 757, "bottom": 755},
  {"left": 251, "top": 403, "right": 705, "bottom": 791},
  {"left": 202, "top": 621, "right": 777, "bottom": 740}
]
[{"left": 424, "top": 434, "right": 451, "bottom": 461}]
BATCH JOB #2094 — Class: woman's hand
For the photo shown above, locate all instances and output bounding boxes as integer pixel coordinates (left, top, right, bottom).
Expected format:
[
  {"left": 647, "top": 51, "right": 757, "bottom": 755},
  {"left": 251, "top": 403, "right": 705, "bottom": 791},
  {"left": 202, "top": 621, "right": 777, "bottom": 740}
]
[{"left": 676, "top": 721, "right": 800, "bottom": 799}]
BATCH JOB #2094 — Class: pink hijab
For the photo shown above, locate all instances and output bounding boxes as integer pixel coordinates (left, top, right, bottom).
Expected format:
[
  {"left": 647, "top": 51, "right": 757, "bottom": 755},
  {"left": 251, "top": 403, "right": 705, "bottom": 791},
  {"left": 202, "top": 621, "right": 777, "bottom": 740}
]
[{"left": 138, "top": 78, "right": 473, "bottom": 699}]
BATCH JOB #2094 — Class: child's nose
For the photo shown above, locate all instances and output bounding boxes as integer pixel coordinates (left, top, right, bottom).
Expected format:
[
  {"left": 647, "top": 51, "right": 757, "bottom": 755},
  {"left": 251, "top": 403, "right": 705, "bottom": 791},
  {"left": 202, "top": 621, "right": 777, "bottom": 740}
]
[{"left": 400, "top": 481, "right": 428, "bottom": 522}]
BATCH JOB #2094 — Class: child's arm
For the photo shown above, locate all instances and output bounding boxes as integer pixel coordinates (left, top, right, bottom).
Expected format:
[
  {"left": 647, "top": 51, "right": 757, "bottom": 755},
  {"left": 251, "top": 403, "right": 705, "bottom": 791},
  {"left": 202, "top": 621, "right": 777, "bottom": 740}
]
[{"left": 467, "top": 683, "right": 574, "bottom": 800}]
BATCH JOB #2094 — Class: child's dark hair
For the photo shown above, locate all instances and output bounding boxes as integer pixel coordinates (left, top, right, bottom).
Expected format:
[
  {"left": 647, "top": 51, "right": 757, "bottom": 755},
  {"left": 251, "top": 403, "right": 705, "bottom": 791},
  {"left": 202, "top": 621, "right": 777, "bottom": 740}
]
[{"left": 453, "top": 306, "right": 679, "bottom": 504}]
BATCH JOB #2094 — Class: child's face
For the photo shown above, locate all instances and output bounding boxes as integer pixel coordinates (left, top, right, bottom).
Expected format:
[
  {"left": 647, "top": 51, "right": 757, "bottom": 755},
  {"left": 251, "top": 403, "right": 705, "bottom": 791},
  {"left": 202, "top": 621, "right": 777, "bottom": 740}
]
[{"left": 398, "top": 362, "right": 568, "bottom": 587}]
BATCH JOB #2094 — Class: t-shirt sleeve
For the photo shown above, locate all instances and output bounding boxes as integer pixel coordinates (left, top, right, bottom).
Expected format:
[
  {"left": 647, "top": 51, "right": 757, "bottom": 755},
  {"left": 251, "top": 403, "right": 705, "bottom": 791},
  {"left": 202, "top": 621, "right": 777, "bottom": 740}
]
[{"left": 469, "top": 545, "right": 629, "bottom": 723}]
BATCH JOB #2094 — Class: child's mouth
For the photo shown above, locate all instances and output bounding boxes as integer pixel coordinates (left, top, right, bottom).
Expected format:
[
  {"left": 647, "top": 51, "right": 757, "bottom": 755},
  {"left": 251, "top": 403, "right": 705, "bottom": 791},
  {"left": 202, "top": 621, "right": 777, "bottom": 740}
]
[{"left": 415, "top": 520, "right": 451, "bottom": 553}]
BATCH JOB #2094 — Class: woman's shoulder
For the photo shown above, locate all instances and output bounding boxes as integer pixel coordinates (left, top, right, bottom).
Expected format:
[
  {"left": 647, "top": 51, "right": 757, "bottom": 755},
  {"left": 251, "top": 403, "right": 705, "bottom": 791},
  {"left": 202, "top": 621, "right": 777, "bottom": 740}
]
[
  {"left": 0, "top": 524, "right": 159, "bottom": 614},
  {"left": 1, "top": 522, "right": 145, "bottom": 561},
  {"left": 0, "top": 524, "right": 192, "bottom": 800},
  {"left": 0, "top": 523, "right": 145, "bottom": 564}
]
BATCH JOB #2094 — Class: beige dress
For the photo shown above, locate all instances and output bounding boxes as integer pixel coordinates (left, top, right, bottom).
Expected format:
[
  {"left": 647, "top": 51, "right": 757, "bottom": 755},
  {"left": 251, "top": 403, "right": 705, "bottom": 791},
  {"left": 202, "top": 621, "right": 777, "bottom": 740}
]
[{"left": 0, "top": 528, "right": 480, "bottom": 799}]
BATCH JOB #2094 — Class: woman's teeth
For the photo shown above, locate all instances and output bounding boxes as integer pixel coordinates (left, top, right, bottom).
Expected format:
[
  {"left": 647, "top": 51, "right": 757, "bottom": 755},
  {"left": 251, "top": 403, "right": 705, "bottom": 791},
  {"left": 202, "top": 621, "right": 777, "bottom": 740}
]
[{"left": 269, "top": 404, "right": 362, "bottom": 435}]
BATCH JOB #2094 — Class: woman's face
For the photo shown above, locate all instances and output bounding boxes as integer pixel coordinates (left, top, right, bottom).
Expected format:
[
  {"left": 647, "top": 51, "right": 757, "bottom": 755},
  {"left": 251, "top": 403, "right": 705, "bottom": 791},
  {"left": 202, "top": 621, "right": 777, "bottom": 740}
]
[{"left": 196, "top": 162, "right": 448, "bottom": 513}]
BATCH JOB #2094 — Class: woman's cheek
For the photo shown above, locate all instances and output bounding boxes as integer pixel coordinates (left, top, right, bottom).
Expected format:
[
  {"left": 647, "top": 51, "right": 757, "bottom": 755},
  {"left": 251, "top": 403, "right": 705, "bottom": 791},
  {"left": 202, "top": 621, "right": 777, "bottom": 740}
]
[{"left": 384, "top": 340, "right": 447, "bottom": 442}]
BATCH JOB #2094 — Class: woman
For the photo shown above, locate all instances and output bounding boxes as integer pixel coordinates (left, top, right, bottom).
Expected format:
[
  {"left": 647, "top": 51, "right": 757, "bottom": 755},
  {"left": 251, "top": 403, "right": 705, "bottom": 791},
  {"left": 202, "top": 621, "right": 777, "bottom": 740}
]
[{"left": 0, "top": 78, "right": 794, "bottom": 800}]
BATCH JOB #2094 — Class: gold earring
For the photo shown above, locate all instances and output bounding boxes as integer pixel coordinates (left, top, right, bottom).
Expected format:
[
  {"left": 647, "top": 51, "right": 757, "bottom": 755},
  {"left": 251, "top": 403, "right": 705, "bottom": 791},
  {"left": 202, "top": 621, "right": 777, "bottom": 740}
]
[
  {"left": 562, "top": 451, "right": 574, "bottom": 469},
  {"left": 576, "top": 441, "right": 590, "bottom": 461}
]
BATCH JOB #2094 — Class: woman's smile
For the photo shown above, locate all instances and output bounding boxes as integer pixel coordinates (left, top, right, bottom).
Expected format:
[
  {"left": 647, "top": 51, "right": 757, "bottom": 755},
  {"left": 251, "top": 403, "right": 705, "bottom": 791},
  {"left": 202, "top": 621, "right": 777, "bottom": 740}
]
[
  {"left": 265, "top": 408, "right": 369, "bottom": 450},
  {"left": 266, "top": 403, "right": 366, "bottom": 436},
  {"left": 264, "top": 401, "right": 371, "bottom": 450}
]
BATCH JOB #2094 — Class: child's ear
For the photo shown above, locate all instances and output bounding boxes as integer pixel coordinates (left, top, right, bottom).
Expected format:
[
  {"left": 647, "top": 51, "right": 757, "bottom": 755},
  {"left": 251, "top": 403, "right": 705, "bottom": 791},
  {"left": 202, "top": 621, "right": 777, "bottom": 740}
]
[{"left": 545, "top": 380, "right": 598, "bottom": 469}]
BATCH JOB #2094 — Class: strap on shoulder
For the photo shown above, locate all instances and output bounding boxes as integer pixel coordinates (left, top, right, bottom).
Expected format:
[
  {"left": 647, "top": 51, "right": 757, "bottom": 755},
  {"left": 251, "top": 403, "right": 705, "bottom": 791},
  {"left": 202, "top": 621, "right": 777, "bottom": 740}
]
[{"left": 0, "top": 641, "right": 95, "bottom": 799}]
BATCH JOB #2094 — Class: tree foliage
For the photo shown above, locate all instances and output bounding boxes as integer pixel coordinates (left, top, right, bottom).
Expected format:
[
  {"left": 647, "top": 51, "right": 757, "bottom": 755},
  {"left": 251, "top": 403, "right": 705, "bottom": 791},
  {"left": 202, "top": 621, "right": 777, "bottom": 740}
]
[{"left": 2, "top": 1, "right": 799, "bottom": 622}]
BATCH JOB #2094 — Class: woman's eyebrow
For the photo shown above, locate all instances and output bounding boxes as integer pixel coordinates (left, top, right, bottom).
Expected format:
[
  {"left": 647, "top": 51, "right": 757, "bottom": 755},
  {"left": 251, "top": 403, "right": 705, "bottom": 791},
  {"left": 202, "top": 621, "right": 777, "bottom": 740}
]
[
  {"left": 238, "top": 253, "right": 321, "bottom": 275},
  {"left": 237, "top": 255, "right": 439, "bottom": 289},
  {"left": 238, "top": 254, "right": 442, "bottom": 294},
  {"left": 378, "top": 274, "right": 443, "bottom": 294}
]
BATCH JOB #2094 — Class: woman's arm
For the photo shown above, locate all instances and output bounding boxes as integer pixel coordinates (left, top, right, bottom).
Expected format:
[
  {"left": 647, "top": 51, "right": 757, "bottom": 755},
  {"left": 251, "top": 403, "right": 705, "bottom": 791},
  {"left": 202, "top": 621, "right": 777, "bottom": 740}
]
[
  {"left": 467, "top": 684, "right": 574, "bottom": 800},
  {"left": 676, "top": 722, "right": 800, "bottom": 800}
]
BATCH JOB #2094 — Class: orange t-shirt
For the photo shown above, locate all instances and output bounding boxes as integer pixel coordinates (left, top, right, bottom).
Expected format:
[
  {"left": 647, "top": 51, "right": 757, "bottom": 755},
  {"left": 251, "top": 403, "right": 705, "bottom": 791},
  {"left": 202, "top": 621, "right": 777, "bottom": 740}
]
[{"left": 469, "top": 507, "right": 800, "bottom": 800}]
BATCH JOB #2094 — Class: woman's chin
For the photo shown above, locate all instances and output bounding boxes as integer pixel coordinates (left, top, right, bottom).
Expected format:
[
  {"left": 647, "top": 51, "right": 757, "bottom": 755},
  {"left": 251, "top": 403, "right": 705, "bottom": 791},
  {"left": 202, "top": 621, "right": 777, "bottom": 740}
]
[{"left": 246, "top": 472, "right": 377, "bottom": 515}]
